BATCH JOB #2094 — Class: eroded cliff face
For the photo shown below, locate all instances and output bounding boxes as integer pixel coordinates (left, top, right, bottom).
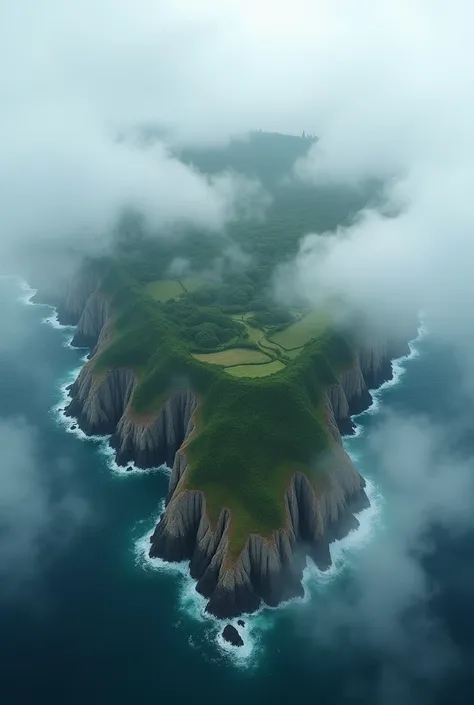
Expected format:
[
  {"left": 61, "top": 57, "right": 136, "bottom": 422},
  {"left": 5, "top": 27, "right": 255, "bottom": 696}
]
[
  {"left": 149, "top": 399, "right": 369, "bottom": 619},
  {"left": 328, "top": 335, "right": 413, "bottom": 435},
  {"left": 57, "top": 270, "right": 411, "bottom": 619},
  {"left": 57, "top": 268, "right": 101, "bottom": 326},
  {"left": 71, "top": 287, "right": 110, "bottom": 349},
  {"left": 66, "top": 349, "right": 197, "bottom": 468}
]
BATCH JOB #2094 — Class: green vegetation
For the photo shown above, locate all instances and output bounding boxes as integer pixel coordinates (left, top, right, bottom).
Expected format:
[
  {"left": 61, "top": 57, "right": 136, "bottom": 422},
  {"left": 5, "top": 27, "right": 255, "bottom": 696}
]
[
  {"left": 225, "top": 360, "right": 286, "bottom": 377},
  {"left": 193, "top": 348, "right": 271, "bottom": 366},
  {"left": 145, "top": 277, "right": 202, "bottom": 302},
  {"left": 145, "top": 279, "right": 184, "bottom": 301},
  {"left": 94, "top": 266, "right": 355, "bottom": 554},
  {"left": 269, "top": 311, "right": 328, "bottom": 350},
  {"left": 93, "top": 131, "right": 379, "bottom": 553}
]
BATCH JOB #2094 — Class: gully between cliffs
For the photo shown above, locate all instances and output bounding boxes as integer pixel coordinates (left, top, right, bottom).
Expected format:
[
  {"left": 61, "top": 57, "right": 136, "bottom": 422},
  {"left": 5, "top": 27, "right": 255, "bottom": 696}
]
[{"left": 49, "top": 271, "right": 413, "bottom": 620}]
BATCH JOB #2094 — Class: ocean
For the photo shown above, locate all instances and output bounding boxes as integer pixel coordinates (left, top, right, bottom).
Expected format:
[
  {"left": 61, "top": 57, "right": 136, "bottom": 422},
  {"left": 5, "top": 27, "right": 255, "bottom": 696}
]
[{"left": 1, "top": 274, "right": 473, "bottom": 705}]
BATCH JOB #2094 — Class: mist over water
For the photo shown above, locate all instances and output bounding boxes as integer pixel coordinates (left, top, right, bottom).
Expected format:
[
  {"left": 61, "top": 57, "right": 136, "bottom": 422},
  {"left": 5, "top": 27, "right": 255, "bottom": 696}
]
[{"left": 1, "top": 277, "right": 474, "bottom": 705}]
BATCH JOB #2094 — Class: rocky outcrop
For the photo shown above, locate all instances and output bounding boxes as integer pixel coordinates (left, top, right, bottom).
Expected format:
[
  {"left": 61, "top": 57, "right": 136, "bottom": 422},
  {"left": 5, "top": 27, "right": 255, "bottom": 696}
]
[
  {"left": 112, "top": 389, "right": 197, "bottom": 469},
  {"left": 65, "top": 353, "right": 197, "bottom": 467},
  {"left": 149, "top": 423, "right": 369, "bottom": 618},
  {"left": 222, "top": 624, "right": 244, "bottom": 647},
  {"left": 54, "top": 268, "right": 412, "bottom": 620},
  {"left": 66, "top": 364, "right": 136, "bottom": 436}
]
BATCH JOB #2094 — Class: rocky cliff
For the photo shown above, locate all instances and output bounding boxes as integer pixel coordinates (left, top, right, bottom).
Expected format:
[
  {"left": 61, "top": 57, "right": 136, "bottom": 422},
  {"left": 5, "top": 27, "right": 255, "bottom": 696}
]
[
  {"left": 56, "top": 267, "right": 101, "bottom": 326},
  {"left": 57, "top": 272, "right": 413, "bottom": 619},
  {"left": 327, "top": 334, "right": 412, "bottom": 435},
  {"left": 149, "top": 435, "right": 369, "bottom": 618}
]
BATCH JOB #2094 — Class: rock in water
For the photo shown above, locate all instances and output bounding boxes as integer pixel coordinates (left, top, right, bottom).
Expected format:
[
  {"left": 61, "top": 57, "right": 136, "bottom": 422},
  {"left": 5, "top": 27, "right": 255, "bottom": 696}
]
[
  {"left": 70, "top": 425, "right": 77, "bottom": 431},
  {"left": 237, "top": 620, "right": 245, "bottom": 627},
  {"left": 222, "top": 624, "right": 244, "bottom": 647}
]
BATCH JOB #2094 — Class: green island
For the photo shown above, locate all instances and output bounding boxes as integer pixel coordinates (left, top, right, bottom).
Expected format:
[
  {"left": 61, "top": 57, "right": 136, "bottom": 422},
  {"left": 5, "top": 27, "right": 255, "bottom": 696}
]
[
  {"left": 64, "top": 131, "right": 388, "bottom": 618},
  {"left": 94, "top": 263, "right": 354, "bottom": 554}
]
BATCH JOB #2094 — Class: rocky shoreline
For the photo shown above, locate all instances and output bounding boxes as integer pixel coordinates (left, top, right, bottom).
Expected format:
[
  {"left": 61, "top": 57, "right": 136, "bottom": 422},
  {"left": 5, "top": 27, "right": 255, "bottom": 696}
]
[{"left": 43, "top": 270, "right": 414, "bottom": 622}]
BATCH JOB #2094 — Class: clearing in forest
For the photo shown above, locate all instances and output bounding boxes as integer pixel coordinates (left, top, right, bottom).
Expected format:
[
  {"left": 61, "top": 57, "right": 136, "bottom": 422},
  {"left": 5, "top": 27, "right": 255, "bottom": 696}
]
[
  {"left": 145, "top": 279, "right": 184, "bottom": 301},
  {"left": 225, "top": 360, "right": 285, "bottom": 377},
  {"left": 269, "top": 311, "right": 327, "bottom": 350},
  {"left": 193, "top": 348, "right": 271, "bottom": 366}
]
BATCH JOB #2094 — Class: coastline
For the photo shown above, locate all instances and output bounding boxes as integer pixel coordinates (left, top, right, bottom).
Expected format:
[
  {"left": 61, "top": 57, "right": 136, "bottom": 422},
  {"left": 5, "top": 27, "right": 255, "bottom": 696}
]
[{"left": 15, "top": 275, "right": 426, "bottom": 660}]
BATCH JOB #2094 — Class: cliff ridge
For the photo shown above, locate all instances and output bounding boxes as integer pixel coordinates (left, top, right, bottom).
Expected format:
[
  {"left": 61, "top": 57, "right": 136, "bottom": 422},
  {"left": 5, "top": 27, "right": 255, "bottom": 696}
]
[{"left": 55, "top": 271, "right": 411, "bottom": 618}]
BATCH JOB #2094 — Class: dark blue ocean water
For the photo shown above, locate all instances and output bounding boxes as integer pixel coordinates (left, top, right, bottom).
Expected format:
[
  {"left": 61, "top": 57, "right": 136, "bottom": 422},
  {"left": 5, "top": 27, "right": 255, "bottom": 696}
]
[{"left": 1, "top": 276, "right": 474, "bottom": 705}]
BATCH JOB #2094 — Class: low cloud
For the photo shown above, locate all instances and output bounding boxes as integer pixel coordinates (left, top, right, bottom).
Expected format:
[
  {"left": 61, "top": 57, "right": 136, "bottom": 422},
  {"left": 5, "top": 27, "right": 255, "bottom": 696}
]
[
  {"left": 284, "top": 2, "right": 474, "bottom": 348},
  {"left": 303, "top": 411, "right": 474, "bottom": 703},
  {"left": 0, "top": 114, "right": 269, "bottom": 268},
  {"left": 0, "top": 417, "right": 89, "bottom": 597},
  {"left": 1, "top": 0, "right": 278, "bottom": 273}
]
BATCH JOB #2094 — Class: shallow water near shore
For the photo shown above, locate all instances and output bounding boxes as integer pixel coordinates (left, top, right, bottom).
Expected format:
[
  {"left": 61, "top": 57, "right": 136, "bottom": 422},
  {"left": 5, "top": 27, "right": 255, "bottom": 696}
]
[{"left": 1, "top": 275, "right": 474, "bottom": 705}]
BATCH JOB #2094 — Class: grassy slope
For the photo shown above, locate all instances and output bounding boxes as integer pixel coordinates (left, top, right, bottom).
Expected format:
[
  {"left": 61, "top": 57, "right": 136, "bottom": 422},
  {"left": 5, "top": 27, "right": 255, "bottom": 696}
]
[
  {"left": 94, "top": 132, "right": 378, "bottom": 554},
  {"left": 193, "top": 348, "right": 271, "bottom": 366},
  {"left": 145, "top": 277, "right": 201, "bottom": 302},
  {"left": 145, "top": 279, "right": 184, "bottom": 301},
  {"left": 94, "top": 269, "right": 355, "bottom": 555},
  {"left": 226, "top": 360, "right": 285, "bottom": 377},
  {"left": 269, "top": 311, "right": 328, "bottom": 350}
]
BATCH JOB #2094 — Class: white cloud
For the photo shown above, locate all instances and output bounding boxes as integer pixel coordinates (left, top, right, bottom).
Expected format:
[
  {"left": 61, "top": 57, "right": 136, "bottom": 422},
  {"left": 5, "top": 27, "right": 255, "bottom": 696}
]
[
  {"left": 2, "top": 1, "right": 474, "bottom": 692},
  {"left": 304, "top": 411, "right": 474, "bottom": 702},
  {"left": 0, "top": 417, "right": 89, "bottom": 594},
  {"left": 282, "top": 2, "right": 474, "bottom": 350}
]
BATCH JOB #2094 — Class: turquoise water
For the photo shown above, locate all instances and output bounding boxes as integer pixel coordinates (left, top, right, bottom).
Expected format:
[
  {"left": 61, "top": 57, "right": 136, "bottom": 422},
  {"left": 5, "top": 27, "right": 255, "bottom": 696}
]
[{"left": 0, "top": 276, "right": 473, "bottom": 705}]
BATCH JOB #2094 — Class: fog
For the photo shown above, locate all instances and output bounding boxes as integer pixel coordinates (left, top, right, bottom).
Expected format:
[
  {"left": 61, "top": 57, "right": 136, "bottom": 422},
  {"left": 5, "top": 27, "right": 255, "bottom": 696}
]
[
  {"left": 303, "top": 408, "right": 474, "bottom": 703},
  {"left": 0, "top": 417, "right": 89, "bottom": 597},
  {"left": 2, "top": 2, "right": 474, "bottom": 703}
]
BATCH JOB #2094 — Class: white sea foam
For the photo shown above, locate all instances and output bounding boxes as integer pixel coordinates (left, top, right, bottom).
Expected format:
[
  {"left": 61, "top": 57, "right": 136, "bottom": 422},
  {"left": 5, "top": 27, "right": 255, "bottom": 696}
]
[
  {"left": 133, "top": 513, "right": 260, "bottom": 665},
  {"left": 14, "top": 276, "right": 76, "bottom": 344},
  {"left": 98, "top": 441, "right": 166, "bottom": 478},
  {"left": 0, "top": 274, "right": 41, "bottom": 307},
  {"left": 42, "top": 310, "right": 75, "bottom": 339},
  {"left": 17, "top": 280, "right": 39, "bottom": 306}
]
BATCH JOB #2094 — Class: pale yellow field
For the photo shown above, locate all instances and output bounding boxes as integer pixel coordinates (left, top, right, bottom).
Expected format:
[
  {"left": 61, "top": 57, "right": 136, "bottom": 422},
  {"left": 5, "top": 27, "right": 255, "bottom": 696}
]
[
  {"left": 193, "top": 348, "right": 271, "bottom": 366},
  {"left": 225, "top": 360, "right": 286, "bottom": 377}
]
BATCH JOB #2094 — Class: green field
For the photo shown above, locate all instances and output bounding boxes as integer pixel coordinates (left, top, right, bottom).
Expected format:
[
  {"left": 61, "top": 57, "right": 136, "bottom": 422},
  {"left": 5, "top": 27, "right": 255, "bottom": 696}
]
[
  {"left": 179, "top": 277, "right": 201, "bottom": 293},
  {"left": 145, "top": 279, "right": 184, "bottom": 301},
  {"left": 193, "top": 348, "right": 270, "bottom": 366},
  {"left": 225, "top": 360, "right": 286, "bottom": 377},
  {"left": 269, "top": 311, "right": 328, "bottom": 350},
  {"left": 285, "top": 347, "right": 305, "bottom": 359}
]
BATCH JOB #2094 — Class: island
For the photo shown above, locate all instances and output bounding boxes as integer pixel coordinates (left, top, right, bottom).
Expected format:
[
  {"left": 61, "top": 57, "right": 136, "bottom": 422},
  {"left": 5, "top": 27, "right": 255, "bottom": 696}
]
[{"left": 34, "top": 132, "right": 414, "bottom": 629}]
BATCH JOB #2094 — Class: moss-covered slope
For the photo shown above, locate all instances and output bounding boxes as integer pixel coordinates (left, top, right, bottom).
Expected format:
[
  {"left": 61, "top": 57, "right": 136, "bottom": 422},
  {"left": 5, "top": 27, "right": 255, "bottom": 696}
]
[
  {"left": 61, "top": 263, "right": 411, "bottom": 617},
  {"left": 89, "top": 267, "right": 356, "bottom": 553}
]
